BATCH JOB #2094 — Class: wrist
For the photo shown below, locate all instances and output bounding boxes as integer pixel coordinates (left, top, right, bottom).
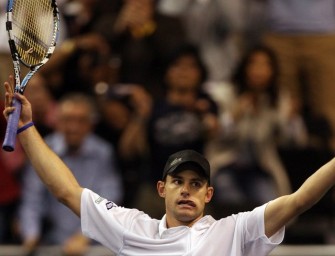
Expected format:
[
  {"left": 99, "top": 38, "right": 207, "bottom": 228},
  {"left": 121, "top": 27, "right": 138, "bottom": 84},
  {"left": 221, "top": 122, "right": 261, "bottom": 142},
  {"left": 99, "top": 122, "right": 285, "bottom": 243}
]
[{"left": 17, "top": 121, "right": 34, "bottom": 134}]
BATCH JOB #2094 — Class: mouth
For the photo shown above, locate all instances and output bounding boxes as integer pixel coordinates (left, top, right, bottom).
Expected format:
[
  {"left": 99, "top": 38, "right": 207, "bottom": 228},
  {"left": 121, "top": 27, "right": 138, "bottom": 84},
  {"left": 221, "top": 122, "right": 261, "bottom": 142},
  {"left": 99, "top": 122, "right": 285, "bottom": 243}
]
[{"left": 177, "top": 200, "right": 196, "bottom": 208}]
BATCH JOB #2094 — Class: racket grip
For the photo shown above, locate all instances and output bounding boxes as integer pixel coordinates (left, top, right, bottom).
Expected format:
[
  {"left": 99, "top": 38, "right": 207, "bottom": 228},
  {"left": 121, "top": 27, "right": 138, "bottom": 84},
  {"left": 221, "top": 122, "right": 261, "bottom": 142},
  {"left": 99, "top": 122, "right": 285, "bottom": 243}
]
[{"left": 2, "top": 97, "right": 22, "bottom": 152}]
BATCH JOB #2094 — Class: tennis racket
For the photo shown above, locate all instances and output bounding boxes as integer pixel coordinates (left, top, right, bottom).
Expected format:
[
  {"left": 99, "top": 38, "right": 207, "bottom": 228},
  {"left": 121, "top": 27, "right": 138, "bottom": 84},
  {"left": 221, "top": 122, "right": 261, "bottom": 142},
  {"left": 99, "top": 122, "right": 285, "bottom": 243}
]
[{"left": 2, "top": 0, "right": 59, "bottom": 151}]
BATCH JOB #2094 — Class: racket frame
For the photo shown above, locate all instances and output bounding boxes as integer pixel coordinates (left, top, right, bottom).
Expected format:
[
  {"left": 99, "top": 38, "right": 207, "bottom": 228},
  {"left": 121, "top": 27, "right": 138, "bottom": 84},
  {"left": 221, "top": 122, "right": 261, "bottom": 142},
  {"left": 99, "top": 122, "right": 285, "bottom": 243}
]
[{"left": 2, "top": 0, "right": 60, "bottom": 151}]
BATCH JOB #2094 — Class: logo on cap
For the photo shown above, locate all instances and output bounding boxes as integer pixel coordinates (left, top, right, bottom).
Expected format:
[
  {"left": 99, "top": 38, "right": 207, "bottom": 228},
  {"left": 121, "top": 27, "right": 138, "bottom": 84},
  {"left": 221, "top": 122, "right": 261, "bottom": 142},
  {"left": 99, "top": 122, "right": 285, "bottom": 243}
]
[
  {"left": 162, "top": 149, "right": 211, "bottom": 184},
  {"left": 170, "top": 157, "right": 182, "bottom": 167}
]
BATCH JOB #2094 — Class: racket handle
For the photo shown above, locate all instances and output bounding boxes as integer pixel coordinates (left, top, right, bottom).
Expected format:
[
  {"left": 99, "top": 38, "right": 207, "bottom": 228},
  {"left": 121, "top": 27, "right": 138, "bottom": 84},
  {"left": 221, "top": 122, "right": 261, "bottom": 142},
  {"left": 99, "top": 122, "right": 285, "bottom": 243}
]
[{"left": 2, "top": 97, "right": 22, "bottom": 152}]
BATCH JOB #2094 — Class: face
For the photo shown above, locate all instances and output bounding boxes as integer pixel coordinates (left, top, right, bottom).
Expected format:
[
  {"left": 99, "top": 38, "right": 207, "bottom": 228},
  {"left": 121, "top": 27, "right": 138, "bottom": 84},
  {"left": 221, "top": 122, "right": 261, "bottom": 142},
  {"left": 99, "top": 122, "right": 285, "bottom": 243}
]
[
  {"left": 245, "top": 51, "right": 273, "bottom": 90},
  {"left": 123, "top": 0, "right": 154, "bottom": 24},
  {"left": 165, "top": 55, "right": 202, "bottom": 109},
  {"left": 56, "top": 101, "right": 93, "bottom": 150},
  {"left": 157, "top": 170, "right": 213, "bottom": 228}
]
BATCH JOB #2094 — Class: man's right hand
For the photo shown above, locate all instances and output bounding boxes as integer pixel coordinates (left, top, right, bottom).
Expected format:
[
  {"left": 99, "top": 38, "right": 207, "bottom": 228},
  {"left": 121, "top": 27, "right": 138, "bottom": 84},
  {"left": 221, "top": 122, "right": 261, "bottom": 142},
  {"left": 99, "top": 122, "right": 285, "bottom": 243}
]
[{"left": 3, "top": 75, "right": 33, "bottom": 128}]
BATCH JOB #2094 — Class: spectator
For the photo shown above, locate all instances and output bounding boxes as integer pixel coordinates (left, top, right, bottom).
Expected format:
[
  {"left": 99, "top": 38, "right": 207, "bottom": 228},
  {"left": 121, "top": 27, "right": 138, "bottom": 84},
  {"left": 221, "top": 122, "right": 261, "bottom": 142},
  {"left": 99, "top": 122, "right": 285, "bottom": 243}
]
[
  {"left": 158, "top": 0, "right": 267, "bottom": 82},
  {"left": 40, "top": 0, "right": 115, "bottom": 99},
  {"left": 95, "top": 84, "right": 152, "bottom": 208},
  {"left": 126, "top": 44, "right": 219, "bottom": 218},
  {"left": 206, "top": 45, "right": 291, "bottom": 209},
  {"left": 100, "top": 0, "right": 187, "bottom": 97},
  {"left": 147, "top": 44, "right": 219, "bottom": 180},
  {"left": 18, "top": 93, "right": 122, "bottom": 255}
]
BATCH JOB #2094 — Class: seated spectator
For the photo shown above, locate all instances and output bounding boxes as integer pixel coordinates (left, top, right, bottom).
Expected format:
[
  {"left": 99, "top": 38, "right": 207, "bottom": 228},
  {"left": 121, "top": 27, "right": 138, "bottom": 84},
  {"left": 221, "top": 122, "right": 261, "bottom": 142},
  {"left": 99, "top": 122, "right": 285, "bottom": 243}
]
[
  {"left": 18, "top": 93, "right": 122, "bottom": 255},
  {"left": 95, "top": 84, "right": 152, "bottom": 208},
  {"left": 206, "top": 45, "right": 291, "bottom": 210}
]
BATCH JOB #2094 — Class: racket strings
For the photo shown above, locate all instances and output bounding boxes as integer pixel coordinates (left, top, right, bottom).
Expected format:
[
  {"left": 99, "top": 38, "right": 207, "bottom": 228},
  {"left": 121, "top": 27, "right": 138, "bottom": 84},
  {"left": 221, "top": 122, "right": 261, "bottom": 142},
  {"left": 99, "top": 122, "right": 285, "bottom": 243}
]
[{"left": 12, "top": 0, "right": 55, "bottom": 66}]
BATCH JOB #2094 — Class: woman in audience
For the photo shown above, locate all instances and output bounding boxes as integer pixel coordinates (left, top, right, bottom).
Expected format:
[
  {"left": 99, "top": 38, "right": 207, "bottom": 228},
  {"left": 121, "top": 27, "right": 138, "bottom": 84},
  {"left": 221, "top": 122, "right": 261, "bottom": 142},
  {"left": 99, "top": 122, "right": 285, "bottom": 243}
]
[{"left": 207, "top": 45, "right": 291, "bottom": 210}]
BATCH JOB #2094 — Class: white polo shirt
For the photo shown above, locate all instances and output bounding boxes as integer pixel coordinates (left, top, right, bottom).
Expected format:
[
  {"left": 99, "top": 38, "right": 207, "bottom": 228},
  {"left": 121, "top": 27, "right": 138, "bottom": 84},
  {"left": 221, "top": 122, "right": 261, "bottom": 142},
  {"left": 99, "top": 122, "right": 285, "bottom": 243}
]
[{"left": 81, "top": 188, "right": 284, "bottom": 256}]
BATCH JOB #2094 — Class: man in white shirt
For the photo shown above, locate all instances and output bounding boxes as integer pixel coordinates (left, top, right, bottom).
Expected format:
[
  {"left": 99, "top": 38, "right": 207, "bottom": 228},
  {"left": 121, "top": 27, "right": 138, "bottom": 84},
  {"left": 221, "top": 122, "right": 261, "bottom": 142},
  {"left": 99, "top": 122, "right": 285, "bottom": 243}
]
[
  {"left": 3, "top": 75, "right": 335, "bottom": 255},
  {"left": 81, "top": 150, "right": 283, "bottom": 255}
]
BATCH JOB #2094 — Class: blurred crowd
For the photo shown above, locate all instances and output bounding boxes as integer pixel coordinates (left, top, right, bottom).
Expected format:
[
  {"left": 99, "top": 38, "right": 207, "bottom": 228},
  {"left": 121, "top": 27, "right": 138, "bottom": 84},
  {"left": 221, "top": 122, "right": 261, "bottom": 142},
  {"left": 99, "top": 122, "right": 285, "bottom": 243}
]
[{"left": 1, "top": 0, "right": 335, "bottom": 254}]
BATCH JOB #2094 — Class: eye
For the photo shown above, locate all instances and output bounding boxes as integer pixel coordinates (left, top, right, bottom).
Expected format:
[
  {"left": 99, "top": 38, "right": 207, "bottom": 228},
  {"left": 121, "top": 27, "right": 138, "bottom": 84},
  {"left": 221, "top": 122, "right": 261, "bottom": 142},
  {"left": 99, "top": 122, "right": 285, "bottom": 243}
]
[
  {"left": 191, "top": 181, "right": 202, "bottom": 188},
  {"left": 172, "top": 179, "right": 182, "bottom": 185}
]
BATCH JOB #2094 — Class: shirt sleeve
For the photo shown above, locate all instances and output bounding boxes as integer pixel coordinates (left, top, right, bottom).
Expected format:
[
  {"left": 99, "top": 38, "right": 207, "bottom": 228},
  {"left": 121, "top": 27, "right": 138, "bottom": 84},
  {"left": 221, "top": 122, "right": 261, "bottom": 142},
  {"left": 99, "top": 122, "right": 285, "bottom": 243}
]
[
  {"left": 242, "top": 203, "right": 285, "bottom": 256},
  {"left": 80, "top": 188, "right": 141, "bottom": 253}
]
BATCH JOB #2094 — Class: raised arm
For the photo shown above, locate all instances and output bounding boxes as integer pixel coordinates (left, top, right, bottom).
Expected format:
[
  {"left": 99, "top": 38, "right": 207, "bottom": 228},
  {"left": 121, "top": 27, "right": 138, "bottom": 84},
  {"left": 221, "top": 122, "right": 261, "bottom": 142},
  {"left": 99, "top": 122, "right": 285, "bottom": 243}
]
[
  {"left": 264, "top": 157, "right": 335, "bottom": 237},
  {"left": 3, "top": 76, "right": 83, "bottom": 216}
]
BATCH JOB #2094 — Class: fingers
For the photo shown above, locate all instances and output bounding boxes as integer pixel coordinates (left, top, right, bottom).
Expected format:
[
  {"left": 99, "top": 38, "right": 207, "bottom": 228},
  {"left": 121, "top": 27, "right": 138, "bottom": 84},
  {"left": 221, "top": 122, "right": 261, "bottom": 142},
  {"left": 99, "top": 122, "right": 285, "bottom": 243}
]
[
  {"left": 9, "top": 75, "right": 15, "bottom": 92},
  {"left": 2, "top": 105, "right": 15, "bottom": 120},
  {"left": 4, "top": 75, "right": 15, "bottom": 106},
  {"left": 3, "top": 75, "right": 21, "bottom": 120},
  {"left": 14, "top": 92, "right": 31, "bottom": 109},
  {"left": 3, "top": 89, "right": 15, "bottom": 120},
  {"left": 4, "top": 81, "right": 13, "bottom": 96},
  {"left": 14, "top": 92, "right": 24, "bottom": 101},
  {"left": 3, "top": 92, "right": 32, "bottom": 124},
  {"left": 4, "top": 91, "right": 11, "bottom": 106}
]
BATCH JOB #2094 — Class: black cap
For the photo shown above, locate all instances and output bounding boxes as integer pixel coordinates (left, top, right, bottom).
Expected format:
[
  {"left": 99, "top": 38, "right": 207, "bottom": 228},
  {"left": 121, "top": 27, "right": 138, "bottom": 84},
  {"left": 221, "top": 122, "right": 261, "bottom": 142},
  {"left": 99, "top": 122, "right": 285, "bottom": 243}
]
[{"left": 162, "top": 150, "right": 210, "bottom": 182}]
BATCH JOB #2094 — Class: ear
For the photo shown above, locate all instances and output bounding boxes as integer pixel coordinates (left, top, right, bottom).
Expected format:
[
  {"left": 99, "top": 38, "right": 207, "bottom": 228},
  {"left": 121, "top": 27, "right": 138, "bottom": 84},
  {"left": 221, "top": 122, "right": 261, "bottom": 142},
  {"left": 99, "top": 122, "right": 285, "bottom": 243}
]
[
  {"left": 205, "top": 186, "right": 214, "bottom": 203},
  {"left": 157, "top": 181, "right": 166, "bottom": 198}
]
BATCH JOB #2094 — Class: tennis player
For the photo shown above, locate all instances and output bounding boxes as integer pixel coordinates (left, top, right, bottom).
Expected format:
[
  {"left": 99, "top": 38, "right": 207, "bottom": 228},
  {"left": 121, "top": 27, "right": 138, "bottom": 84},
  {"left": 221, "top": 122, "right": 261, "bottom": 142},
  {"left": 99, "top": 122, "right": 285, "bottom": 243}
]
[{"left": 3, "top": 75, "right": 335, "bottom": 255}]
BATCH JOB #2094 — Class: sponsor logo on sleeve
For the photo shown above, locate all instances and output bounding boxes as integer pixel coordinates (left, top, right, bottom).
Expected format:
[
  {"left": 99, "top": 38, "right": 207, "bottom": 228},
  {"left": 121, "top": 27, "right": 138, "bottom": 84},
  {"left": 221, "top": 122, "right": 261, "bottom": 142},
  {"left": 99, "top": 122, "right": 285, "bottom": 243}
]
[{"left": 106, "top": 201, "right": 117, "bottom": 210}]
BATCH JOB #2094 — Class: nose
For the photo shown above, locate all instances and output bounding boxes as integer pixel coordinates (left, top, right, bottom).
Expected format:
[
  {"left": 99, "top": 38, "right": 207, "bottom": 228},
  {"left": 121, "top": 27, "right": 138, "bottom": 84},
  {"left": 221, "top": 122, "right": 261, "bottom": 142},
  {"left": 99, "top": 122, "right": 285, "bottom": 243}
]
[{"left": 181, "top": 184, "right": 190, "bottom": 197}]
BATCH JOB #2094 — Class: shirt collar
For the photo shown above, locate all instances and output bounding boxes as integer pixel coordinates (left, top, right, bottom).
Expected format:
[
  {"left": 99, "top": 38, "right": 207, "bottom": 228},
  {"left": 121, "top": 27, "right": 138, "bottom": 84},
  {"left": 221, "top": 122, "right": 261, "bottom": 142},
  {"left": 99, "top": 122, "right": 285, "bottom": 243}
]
[
  {"left": 158, "top": 214, "right": 215, "bottom": 237},
  {"left": 158, "top": 215, "right": 168, "bottom": 237}
]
